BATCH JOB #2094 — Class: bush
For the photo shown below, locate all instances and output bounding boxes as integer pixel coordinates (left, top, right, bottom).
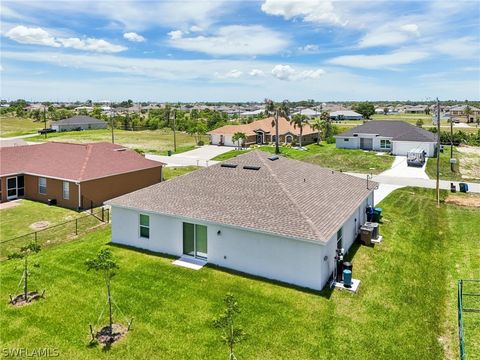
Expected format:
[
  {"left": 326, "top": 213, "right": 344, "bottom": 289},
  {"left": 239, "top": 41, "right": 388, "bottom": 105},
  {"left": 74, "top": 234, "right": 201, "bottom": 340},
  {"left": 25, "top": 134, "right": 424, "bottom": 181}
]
[
  {"left": 197, "top": 140, "right": 204, "bottom": 146},
  {"left": 326, "top": 136, "right": 336, "bottom": 144}
]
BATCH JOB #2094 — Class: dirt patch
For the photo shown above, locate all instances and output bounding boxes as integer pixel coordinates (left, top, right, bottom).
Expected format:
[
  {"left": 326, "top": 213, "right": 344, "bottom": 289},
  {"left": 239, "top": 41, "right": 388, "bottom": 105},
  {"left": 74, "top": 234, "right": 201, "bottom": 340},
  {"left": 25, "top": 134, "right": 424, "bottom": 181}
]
[
  {"left": 29, "top": 221, "right": 50, "bottom": 230},
  {"left": 0, "top": 200, "right": 22, "bottom": 211},
  {"left": 9, "top": 291, "right": 45, "bottom": 307},
  {"left": 95, "top": 324, "right": 128, "bottom": 346},
  {"left": 445, "top": 194, "right": 480, "bottom": 208},
  {"left": 457, "top": 146, "right": 480, "bottom": 180}
]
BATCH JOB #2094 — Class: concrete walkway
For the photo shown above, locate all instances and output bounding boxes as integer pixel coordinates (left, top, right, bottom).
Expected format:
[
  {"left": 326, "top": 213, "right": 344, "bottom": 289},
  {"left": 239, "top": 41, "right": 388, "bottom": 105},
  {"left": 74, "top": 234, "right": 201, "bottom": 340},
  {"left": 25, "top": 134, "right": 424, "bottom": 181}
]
[{"left": 146, "top": 145, "right": 233, "bottom": 167}]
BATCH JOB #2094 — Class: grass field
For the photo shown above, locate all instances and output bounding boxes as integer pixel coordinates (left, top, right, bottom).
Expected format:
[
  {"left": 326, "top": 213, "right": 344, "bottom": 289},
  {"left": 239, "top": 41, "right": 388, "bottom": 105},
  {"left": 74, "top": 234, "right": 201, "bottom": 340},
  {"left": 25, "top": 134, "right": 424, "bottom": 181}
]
[
  {"left": 163, "top": 166, "right": 201, "bottom": 180},
  {"left": 426, "top": 146, "right": 480, "bottom": 183},
  {"left": 1, "top": 188, "right": 478, "bottom": 359},
  {"left": 213, "top": 143, "right": 395, "bottom": 174},
  {"left": 29, "top": 129, "right": 208, "bottom": 155},
  {"left": 0, "top": 116, "right": 48, "bottom": 137}
]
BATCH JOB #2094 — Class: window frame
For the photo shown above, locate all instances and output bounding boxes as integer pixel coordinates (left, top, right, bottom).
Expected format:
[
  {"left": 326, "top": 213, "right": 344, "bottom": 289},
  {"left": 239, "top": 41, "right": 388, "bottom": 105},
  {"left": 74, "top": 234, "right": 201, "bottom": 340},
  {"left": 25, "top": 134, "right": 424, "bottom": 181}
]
[
  {"left": 62, "top": 181, "right": 70, "bottom": 200},
  {"left": 38, "top": 177, "right": 47, "bottom": 195},
  {"left": 380, "top": 139, "right": 391, "bottom": 149},
  {"left": 139, "top": 214, "right": 150, "bottom": 239}
]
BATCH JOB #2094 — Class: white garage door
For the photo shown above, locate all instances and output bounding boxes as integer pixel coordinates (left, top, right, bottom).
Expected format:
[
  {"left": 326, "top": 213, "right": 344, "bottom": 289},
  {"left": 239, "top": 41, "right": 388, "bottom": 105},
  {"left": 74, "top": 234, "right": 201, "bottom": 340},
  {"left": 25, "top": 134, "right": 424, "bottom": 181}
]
[{"left": 393, "top": 141, "right": 435, "bottom": 157}]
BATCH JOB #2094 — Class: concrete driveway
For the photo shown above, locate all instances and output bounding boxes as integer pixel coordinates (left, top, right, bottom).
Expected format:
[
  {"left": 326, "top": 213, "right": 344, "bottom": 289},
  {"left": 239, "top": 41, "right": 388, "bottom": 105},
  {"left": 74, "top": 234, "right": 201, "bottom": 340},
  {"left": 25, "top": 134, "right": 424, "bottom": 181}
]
[
  {"left": 380, "top": 156, "right": 429, "bottom": 179},
  {"left": 146, "top": 145, "right": 233, "bottom": 167}
]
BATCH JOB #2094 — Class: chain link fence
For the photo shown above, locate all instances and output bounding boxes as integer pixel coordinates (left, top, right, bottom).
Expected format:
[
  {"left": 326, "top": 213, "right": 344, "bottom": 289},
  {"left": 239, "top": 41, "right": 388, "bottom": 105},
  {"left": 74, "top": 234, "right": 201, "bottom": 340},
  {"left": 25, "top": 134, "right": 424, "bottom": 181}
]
[{"left": 0, "top": 207, "right": 109, "bottom": 260}]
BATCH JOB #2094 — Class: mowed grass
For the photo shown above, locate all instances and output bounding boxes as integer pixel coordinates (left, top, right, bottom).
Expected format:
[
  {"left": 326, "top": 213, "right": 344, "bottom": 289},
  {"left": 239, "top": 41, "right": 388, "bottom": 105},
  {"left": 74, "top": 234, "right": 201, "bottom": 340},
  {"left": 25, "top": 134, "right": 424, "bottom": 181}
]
[
  {"left": 213, "top": 143, "right": 395, "bottom": 174},
  {"left": 1, "top": 188, "right": 478, "bottom": 359},
  {"left": 163, "top": 166, "right": 201, "bottom": 180},
  {"left": 29, "top": 129, "right": 208, "bottom": 155},
  {"left": 0, "top": 116, "right": 48, "bottom": 137}
]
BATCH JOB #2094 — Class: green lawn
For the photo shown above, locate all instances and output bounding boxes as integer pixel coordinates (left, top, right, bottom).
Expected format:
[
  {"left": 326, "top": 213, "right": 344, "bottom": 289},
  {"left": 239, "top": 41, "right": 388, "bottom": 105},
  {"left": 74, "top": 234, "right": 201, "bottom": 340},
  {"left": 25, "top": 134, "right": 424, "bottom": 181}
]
[
  {"left": 0, "top": 116, "right": 48, "bottom": 137},
  {"left": 163, "top": 166, "right": 201, "bottom": 180},
  {"left": 426, "top": 146, "right": 480, "bottom": 182},
  {"left": 213, "top": 143, "right": 395, "bottom": 174},
  {"left": 29, "top": 129, "right": 208, "bottom": 155},
  {"left": 0, "top": 188, "right": 478, "bottom": 359}
]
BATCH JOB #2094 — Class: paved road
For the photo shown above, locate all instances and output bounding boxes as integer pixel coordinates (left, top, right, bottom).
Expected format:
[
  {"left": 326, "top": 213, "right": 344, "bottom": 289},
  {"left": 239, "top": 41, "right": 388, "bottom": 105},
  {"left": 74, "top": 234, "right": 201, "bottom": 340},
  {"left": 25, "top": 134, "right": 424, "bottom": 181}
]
[{"left": 146, "top": 145, "right": 233, "bottom": 167}]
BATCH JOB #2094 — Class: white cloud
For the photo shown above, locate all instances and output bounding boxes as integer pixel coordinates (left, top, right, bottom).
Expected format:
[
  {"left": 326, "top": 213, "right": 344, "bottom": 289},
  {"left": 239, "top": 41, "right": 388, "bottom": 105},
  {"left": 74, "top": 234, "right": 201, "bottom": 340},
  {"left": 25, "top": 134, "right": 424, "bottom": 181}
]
[
  {"left": 189, "top": 25, "right": 203, "bottom": 32},
  {"left": 5, "top": 25, "right": 60, "bottom": 47},
  {"left": 123, "top": 32, "right": 145, "bottom": 42},
  {"left": 249, "top": 69, "right": 265, "bottom": 77},
  {"left": 298, "top": 44, "right": 320, "bottom": 54},
  {"left": 215, "top": 69, "right": 243, "bottom": 79},
  {"left": 400, "top": 24, "right": 419, "bottom": 35},
  {"left": 433, "top": 37, "right": 480, "bottom": 59},
  {"left": 261, "top": 0, "right": 344, "bottom": 26},
  {"left": 167, "top": 25, "right": 288, "bottom": 56},
  {"left": 359, "top": 23, "right": 420, "bottom": 48},
  {"left": 327, "top": 50, "right": 429, "bottom": 69},
  {"left": 271, "top": 64, "right": 325, "bottom": 81},
  {"left": 4, "top": 25, "right": 127, "bottom": 53}
]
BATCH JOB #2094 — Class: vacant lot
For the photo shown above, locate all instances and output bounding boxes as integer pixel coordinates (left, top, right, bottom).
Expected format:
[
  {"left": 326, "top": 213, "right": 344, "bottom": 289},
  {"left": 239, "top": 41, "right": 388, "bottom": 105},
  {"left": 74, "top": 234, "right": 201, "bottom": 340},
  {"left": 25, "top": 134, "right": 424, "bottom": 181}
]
[
  {"left": 0, "top": 188, "right": 477, "bottom": 359},
  {"left": 426, "top": 145, "right": 480, "bottom": 182},
  {"left": 0, "top": 116, "right": 48, "bottom": 137},
  {"left": 29, "top": 129, "right": 208, "bottom": 154},
  {"left": 214, "top": 143, "right": 395, "bottom": 174}
]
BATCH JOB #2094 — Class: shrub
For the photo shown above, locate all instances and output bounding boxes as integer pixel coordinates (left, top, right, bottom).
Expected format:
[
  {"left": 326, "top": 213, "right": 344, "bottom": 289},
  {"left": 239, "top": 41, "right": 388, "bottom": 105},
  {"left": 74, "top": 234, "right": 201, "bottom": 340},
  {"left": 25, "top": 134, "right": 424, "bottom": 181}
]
[
  {"left": 197, "top": 140, "right": 204, "bottom": 146},
  {"left": 326, "top": 136, "right": 336, "bottom": 144}
]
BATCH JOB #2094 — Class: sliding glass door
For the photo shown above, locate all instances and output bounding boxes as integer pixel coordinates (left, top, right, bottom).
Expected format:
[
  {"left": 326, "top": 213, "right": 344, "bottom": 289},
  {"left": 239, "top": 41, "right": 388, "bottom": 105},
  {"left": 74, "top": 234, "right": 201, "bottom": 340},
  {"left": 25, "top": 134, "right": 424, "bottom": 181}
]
[{"left": 183, "top": 222, "right": 208, "bottom": 259}]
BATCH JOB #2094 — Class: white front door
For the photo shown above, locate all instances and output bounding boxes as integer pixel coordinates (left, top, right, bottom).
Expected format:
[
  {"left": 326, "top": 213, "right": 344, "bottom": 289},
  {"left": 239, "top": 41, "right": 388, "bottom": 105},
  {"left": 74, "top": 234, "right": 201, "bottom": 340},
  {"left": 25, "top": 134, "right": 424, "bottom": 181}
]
[{"left": 6, "top": 177, "right": 17, "bottom": 200}]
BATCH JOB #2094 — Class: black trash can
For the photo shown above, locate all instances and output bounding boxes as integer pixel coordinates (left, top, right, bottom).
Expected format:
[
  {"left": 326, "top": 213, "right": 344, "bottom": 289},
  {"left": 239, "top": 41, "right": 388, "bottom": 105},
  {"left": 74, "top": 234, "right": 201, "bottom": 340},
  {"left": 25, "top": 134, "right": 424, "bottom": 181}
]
[
  {"left": 167, "top": 150, "right": 173, "bottom": 156},
  {"left": 366, "top": 206, "right": 374, "bottom": 222},
  {"left": 450, "top": 183, "right": 456, "bottom": 193}
]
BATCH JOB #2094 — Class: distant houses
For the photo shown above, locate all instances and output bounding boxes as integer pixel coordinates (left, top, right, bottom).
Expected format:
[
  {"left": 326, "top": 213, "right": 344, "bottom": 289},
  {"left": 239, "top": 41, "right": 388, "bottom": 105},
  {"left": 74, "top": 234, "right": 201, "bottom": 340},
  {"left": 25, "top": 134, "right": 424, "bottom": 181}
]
[
  {"left": 335, "top": 120, "right": 437, "bottom": 156},
  {"left": 51, "top": 115, "right": 107, "bottom": 132},
  {"left": 0, "top": 142, "right": 162, "bottom": 209},
  {"left": 208, "top": 117, "right": 317, "bottom": 146},
  {"left": 448, "top": 105, "right": 480, "bottom": 123},
  {"left": 330, "top": 110, "right": 363, "bottom": 120}
]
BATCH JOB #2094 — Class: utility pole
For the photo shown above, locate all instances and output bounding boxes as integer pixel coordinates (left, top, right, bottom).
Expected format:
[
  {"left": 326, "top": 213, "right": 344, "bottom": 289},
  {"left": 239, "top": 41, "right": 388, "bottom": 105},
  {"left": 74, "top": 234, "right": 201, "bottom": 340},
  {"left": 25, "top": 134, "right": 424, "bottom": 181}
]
[
  {"left": 435, "top": 97, "right": 441, "bottom": 207},
  {"left": 110, "top": 103, "right": 115, "bottom": 144},
  {"left": 43, "top": 106, "right": 47, "bottom": 139},
  {"left": 172, "top": 108, "right": 177, "bottom": 152},
  {"left": 450, "top": 111, "right": 454, "bottom": 172}
]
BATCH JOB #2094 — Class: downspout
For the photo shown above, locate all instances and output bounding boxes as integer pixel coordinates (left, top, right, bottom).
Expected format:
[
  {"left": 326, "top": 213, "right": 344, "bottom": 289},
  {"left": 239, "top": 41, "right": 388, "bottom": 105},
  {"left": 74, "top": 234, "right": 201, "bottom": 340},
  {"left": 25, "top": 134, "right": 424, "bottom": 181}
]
[{"left": 76, "top": 182, "right": 81, "bottom": 210}]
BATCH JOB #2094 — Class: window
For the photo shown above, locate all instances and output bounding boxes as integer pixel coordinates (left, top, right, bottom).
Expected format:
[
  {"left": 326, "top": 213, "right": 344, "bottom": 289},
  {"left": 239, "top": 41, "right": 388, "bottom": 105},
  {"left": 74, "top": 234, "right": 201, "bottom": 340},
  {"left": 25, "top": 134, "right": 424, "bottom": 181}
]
[
  {"left": 380, "top": 139, "right": 391, "bottom": 149},
  {"left": 63, "top": 181, "right": 69, "bottom": 200},
  {"left": 344, "top": 138, "right": 349, "bottom": 142},
  {"left": 38, "top": 177, "right": 47, "bottom": 194},
  {"left": 337, "top": 228, "right": 343, "bottom": 250},
  {"left": 17, "top": 176, "right": 24, "bottom": 196},
  {"left": 139, "top": 214, "right": 150, "bottom": 239}
]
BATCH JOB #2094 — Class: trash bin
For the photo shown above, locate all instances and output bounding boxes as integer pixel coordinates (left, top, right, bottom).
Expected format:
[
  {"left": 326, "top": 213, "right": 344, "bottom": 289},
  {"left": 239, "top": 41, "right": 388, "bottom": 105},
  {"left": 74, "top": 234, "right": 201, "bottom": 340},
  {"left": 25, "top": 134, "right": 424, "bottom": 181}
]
[
  {"left": 366, "top": 206, "right": 374, "bottom": 222},
  {"left": 167, "top": 150, "right": 173, "bottom": 156},
  {"left": 343, "top": 269, "right": 352, "bottom": 288},
  {"left": 450, "top": 183, "right": 456, "bottom": 193},
  {"left": 372, "top": 208, "right": 382, "bottom": 222},
  {"left": 343, "top": 261, "right": 352, "bottom": 274},
  {"left": 459, "top": 183, "right": 469, "bottom": 193},
  {"left": 360, "top": 226, "right": 373, "bottom": 245}
]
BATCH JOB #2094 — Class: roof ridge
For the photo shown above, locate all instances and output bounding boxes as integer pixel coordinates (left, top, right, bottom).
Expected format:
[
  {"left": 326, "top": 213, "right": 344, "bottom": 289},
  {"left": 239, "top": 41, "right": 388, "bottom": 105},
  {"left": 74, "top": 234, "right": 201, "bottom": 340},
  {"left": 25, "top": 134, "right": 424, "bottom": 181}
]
[
  {"left": 78, "top": 143, "right": 94, "bottom": 181},
  {"left": 256, "top": 152, "right": 323, "bottom": 240}
]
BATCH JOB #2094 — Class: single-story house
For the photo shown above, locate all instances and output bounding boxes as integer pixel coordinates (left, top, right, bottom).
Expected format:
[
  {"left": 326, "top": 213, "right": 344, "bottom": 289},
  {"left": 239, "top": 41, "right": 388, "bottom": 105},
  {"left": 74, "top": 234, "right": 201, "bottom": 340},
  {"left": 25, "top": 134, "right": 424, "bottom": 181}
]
[
  {"left": 292, "top": 108, "right": 321, "bottom": 117},
  {"left": 335, "top": 120, "right": 437, "bottom": 157},
  {"left": 404, "top": 105, "right": 428, "bottom": 114},
  {"left": 107, "top": 151, "right": 376, "bottom": 291},
  {"left": 330, "top": 110, "right": 363, "bottom": 120},
  {"left": 208, "top": 117, "right": 317, "bottom": 146},
  {"left": 0, "top": 142, "right": 163, "bottom": 209},
  {"left": 51, "top": 115, "right": 107, "bottom": 132},
  {"left": 448, "top": 105, "right": 480, "bottom": 123}
]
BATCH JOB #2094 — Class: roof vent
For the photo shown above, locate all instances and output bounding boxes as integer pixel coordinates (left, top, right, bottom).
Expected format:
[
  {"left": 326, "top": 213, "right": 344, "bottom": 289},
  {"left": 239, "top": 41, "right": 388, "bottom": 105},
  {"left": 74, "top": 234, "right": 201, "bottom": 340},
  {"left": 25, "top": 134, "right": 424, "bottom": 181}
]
[
  {"left": 221, "top": 163, "right": 238, "bottom": 168},
  {"left": 243, "top": 165, "right": 261, "bottom": 171},
  {"left": 268, "top": 155, "right": 279, "bottom": 161},
  {"left": 353, "top": 134, "right": 358, "bottom": 137}
]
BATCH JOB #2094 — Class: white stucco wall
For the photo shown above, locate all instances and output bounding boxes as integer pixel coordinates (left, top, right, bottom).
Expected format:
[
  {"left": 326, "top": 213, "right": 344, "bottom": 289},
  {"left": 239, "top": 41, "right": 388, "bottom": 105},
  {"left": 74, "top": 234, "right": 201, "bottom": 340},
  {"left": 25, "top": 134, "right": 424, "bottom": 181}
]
[
  {"left": 392, "top": 141, "right": 435, "bottom": 157},
  {"left": 111, "top": 193, "right": 373, "bottom": 290},
  {"left": 335, "top": 137, "right": 359, "bottom": 149},
  {"left": 52, "top": 123, "right": 107, "bottom": 131}
]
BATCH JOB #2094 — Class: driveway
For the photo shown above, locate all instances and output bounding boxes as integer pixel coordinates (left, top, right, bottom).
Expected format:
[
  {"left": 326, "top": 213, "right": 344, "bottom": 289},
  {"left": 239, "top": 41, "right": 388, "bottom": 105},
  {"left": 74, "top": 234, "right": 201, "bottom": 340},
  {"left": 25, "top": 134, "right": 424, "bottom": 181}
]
[
  {"left": 146, "top": 145, "right": 233, "bottom": 167},
  {"left": 379, "top": 156, "right": 429, "bottom": 179}
]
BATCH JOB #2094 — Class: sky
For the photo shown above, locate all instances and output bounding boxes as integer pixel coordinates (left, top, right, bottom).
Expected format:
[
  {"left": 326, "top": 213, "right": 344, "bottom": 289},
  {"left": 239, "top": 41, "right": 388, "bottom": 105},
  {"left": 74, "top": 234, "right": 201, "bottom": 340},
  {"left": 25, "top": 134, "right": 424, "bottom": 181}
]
[{"left": 1, "top": 0, "right": 479, "bottom": 102}]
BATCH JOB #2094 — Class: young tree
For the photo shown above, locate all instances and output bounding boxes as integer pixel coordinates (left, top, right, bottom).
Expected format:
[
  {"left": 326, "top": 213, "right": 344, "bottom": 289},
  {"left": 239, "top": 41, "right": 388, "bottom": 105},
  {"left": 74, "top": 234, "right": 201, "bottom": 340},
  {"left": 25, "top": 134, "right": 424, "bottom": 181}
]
[
  {"left": 85, "top": 249, "right": 119, "bottom": 336},
  {"left": 320, "top": 111, "right": 333, "bottom": 139},
  {"left": 416, "top": 119, "right": 424, "bottom": 128},
  {"left": 8, "top": 242, "right": 41, "bottom": 303},
  {"left": 352, "top": 102, "right": 375, "bottom": 119},
  {"left": 232, "top": 132, "right": 246, "bottom": 149},
  {"left": 310, "top": 117, "right": 322, "bottom": 144},
  {"left": 290, "top": 114, "right": 307, "bottom": 147},
  {"left": 464, "top": 105, "right": 472, "bottom": 123},
  {"left": 213, "top": 294, "right": 246, "bottom": 360}
]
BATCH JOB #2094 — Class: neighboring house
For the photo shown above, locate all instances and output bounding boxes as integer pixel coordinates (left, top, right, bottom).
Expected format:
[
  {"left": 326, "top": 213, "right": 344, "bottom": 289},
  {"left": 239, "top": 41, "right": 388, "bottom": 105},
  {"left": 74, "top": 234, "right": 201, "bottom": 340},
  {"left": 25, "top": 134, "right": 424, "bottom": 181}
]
[
  {"left": 335, "top": 120, "right": 437, "bottom": 157},
  {"left": 107, "top": 151, "right": 375, "bottom": 291},
  {"left": 0, "top": 142, "right": 163, "bottom": 209},
  {"left": 208, "top": 117, "right": 317, "bottom": 146},
  {"left": 240, "top": 109, "right": 264, "bottom": 117},
  {"left": 51, "top": 115, "right": 107, "bottom": 132},
  {"left": 330, "top": 110, "right": 363, "bottom": 120},
  {"left": 404, "top": 105, "right": 428, "bottom": 114},
  {"left": 292, "top": 108, "right": 321, "bottom": 117},
  {"left": 448, "top": 105, "right": 480, "bottom": 123}
]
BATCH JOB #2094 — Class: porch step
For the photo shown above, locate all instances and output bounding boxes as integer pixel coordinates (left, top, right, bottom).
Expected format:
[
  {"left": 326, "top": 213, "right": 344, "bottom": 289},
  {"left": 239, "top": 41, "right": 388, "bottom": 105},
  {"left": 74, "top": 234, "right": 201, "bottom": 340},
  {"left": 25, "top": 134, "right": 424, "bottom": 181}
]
[{"left": 172, "top": 256, "right": 207, "bottom": 270}]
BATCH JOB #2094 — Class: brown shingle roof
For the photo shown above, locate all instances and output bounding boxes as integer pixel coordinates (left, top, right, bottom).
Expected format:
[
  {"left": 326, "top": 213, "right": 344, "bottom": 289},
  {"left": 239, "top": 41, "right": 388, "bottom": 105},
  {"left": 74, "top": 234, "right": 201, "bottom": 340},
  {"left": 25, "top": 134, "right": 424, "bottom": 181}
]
[
  {"left": 208, "top": 117, "right": 315, "bottom": 136},
  {"left": 0, "top": 142, "right": 163, "bottom": 181},
  {"left": 107, "top": 151, "right": 375, "bottom": 243}
]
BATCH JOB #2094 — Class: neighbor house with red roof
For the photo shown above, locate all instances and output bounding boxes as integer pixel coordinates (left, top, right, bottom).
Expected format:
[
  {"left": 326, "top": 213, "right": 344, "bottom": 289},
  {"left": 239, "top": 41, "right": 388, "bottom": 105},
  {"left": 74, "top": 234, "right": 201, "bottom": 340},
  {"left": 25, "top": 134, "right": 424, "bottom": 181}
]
[
  {"left": 208, "top": 117, "right": 318, "bottom": 147},
  {"left": 0, "top": 142, "right": 163, "bottom": 210}
]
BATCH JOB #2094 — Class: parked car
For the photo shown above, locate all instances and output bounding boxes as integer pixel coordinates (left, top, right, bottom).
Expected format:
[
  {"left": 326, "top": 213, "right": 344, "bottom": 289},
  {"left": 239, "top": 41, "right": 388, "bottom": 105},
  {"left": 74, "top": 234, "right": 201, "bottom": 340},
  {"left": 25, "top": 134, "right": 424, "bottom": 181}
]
[{"left": 38, "top": 128, "right": 56, "bottom": 134}]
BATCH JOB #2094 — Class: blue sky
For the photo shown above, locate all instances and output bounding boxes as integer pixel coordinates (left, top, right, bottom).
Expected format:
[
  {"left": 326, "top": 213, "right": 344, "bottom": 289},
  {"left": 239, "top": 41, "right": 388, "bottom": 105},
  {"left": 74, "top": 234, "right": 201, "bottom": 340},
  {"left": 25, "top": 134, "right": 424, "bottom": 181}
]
[{"left": 1, "top": 0, "right": 479, "bottom": 102}]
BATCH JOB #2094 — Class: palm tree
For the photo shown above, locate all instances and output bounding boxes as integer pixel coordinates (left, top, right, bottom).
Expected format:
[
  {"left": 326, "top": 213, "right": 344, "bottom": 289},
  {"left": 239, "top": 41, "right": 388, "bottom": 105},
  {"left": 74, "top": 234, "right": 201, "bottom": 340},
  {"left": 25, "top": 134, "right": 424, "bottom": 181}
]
[
  {"left": 310, "top": 117, "right": 322, "bottom": 144},
  {"left": 232, "top": 132, "right": 246, "bottom": 149},
  {"left": 290, "top": 114, "right": 307, "bottom": 148},
  {"left": 320, "top": 111, "right": 332, "bottom": 139},
  {"left": 464, "top": 105, "right": 472, "bottom": 123},
  {"left": 265, "top": 99, "right": 290, "bottom": 154}
]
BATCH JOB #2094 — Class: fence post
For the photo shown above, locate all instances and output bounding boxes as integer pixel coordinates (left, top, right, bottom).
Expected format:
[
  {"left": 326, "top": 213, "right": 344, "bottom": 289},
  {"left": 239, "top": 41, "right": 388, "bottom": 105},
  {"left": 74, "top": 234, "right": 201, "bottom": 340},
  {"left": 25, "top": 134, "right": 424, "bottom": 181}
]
[
  {"left": 90, "top": 201, "right": 93, "bottom": 214},
  {"left": 102, "top": 207, "right": 105, "bottom": 222},
  {"left": 75, "top": 219, "right": 78, "bottom": 235},
  {"left": 35, "top": 232, "right": 37, "bottom": 244}
]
